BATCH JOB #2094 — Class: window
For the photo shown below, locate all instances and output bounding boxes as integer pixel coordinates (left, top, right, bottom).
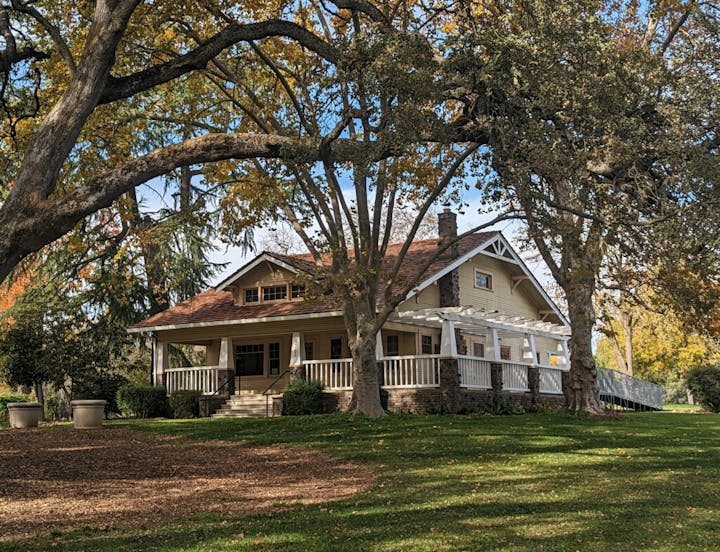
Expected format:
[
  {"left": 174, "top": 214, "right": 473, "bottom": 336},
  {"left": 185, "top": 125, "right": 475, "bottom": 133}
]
[
  {"left": 473, "top": 342, "right": 485, "bottom": 358},
  {"left": 421, "top": 335, "right": 432, "bottom": 355},
  {"left": 304, "top": 342, "right": 314, "bottom": 361},
  {"left": 386, "top": 335, "right": 400, "bottom": 356},
  {"left": 262, "top": 285, "right": 287, "bottom": 301},
  {"left": 236, "top": 344, "right": 264, "bottom": 376},
  {"left": 269, "top": 342, "right": 281, "bottom": 375},
  {"left": 244, "top": 288, "right": 259, "bottom": 303},
  {"left": 330, "top": 338, "right": 343, "bottom": 359},
  {"left": 291, "top": 284, "right": 305, "bottom": 298},
  {"left": 500, "top": 345, "right": 511, "bottom": 361},
  {"left": 474, "top": 270, "right": 493, "bottom": 290}
]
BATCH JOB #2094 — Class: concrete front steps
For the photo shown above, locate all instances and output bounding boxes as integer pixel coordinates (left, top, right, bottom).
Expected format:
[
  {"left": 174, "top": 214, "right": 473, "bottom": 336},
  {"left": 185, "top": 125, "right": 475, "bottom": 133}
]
[{"left": 212, "top": 391, "right": 277, "bottom": 418}]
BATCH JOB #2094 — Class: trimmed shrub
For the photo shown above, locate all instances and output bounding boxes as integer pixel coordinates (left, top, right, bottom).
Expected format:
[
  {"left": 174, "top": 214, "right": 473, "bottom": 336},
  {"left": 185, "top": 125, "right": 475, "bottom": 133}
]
[
  {"left": 169, "top": 390, "right": 201, "bottom": 419},
  {"left": 73, "top": 371, "right": 127, "bottom": 415},
  {"left": 282, "top": 380, "right": 325, "bottom": 415},
  {"left": 0, "top": 394, "right": 27, "bottom": 427},
  {"left": 686, "top": 366, "right": 720, "bottom": 413},
  {"left": 117, "top": 384, "right": 170, "bottom": 418}
]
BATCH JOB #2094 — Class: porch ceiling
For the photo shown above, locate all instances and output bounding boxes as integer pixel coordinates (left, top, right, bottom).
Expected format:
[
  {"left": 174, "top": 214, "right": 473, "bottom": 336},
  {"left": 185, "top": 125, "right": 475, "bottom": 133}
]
[{"left": 392, "top": 306, "right": 571, "bottom": 340}]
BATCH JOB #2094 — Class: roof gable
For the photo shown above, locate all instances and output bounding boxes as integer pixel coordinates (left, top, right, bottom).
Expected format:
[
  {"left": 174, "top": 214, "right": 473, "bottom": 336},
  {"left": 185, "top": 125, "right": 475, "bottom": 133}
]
[
  {"left": 215, "top": 252, "right": 309, "bottom": 292},
  {"left": 404, "top": 233, "right": 569, "bottom": 327}
]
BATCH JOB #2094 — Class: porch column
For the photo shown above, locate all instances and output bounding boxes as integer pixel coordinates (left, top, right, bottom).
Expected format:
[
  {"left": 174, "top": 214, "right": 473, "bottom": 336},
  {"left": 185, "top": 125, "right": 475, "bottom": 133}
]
[
  {"left": 376, "top": 331, "right": 385, "bottom": 389},
  {"left": 154, "top": 341, "right": 168, "bottom": 387},
  {"left": 439, "top": 318, "right": 460, "bottom": 412},
  {"left": 559, "top": 339, "right": 570, "bottom": 368},
  {"left": 559, "top": 339, "right": 570, "bottom": 404},
  {"left": 487, "top": 328, "right": 501, "bottom": 360},
  {"left": 218, "top": 337, "right": 235, "bottom": 395},
  {"left": 289, "top": 332, "right": 306, "bottom": 380},
  {"left": 523, "top": 334, "right": 538, "bottom": 364},
  {"left": 375, "top": 331, "right": 384, "bottom": 359},
  {"left": 440, "top": 319, "right": 458, "bottom": 358}
]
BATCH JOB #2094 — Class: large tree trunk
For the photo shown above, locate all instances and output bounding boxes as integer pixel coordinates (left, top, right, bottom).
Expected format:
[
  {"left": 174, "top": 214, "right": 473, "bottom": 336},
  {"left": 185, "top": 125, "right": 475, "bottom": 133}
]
[
  {"left": 343, "top": 285, "right": 385, "bottom": 417},
  {"left": 564, "top": 279, "right": 605, "bottom": 415},
  {"left": 347, "top": 329, "right": 385, "bottom": 417}
]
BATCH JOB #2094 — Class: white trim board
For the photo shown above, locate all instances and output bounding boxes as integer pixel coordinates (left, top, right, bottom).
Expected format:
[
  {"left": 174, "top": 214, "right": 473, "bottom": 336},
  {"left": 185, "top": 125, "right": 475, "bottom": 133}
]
[{"left": 128, "top": 310, "right": 345, "bottom": 334}]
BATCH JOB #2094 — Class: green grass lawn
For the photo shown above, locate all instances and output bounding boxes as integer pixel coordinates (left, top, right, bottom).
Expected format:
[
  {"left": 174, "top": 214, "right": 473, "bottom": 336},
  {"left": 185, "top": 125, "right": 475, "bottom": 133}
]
[{"left": 7, "top": 411, "right": 720, "bottom": 551}]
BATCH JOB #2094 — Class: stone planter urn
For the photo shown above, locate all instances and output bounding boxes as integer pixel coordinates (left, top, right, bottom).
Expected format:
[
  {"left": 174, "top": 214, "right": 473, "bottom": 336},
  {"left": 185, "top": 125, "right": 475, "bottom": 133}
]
[
  {"left": 7, "top": 402, "right": 43, "bottom": 428},
  {"left": 71, "top": 400, "right": 106, "bottom": 429}
]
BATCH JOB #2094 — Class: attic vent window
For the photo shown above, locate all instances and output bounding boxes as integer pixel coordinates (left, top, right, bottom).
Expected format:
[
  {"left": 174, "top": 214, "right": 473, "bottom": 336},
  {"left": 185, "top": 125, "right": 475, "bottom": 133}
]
[
  {"left": 291, "top": 284, "right": 306, "bottom": 298},
  {"left": 474, "top": 270, "right": 493, "bottom": 290},
  {"left": 263, "top": 285, "right": 287, "bottom": 301},
  {"left": 245, "top": 289, "right": 259, "bottom": 303}
]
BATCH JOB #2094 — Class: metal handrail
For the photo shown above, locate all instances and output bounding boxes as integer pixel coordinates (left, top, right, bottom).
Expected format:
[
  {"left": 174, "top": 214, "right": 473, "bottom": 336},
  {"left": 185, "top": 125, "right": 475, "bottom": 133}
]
[
  {"left": 262, "top": 370, "right": 291, "bottom": 417},
  {"left": 201, "top": 377, "right": 231, "bottom": 417}
]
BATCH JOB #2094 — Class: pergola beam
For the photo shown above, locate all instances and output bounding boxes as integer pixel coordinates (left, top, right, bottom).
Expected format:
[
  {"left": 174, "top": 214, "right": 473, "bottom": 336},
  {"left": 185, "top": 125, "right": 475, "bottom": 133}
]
[{"left": 392, "top": 306, "right": 571, "bottom": 340}]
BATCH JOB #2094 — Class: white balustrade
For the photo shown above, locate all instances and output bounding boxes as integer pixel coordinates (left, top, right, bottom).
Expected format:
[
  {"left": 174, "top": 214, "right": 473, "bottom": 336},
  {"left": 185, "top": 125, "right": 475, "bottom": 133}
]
[
  {"left": 165, "top": 366, "right": 221, "bottom": 395},
  {"left": 304, "top": 359, "right": 354, "bottom": 390},
  {"left": 381, "top": 355, "right": 440, "bottom": 388},
  {"left": 539, "top": 367, "right": 563, "bottom": 394},
  {"left": 458, "top": 356, "right": 492, "bottom": 389},
  {"left": 502, "top": 362, "right": 529, "bottom": 391}
]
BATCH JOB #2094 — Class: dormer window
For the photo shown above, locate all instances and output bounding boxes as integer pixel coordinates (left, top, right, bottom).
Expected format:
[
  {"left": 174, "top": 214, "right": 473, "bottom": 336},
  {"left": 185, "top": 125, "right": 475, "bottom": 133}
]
[
  {"left": 245, "top": 289, "right": 259, "bottom": 303},
  {"left": 291, "top": 284, "right": 306, "bottom": 298},
  {"left": 262, "top": 285, "right": 287, "bottom": 301}
]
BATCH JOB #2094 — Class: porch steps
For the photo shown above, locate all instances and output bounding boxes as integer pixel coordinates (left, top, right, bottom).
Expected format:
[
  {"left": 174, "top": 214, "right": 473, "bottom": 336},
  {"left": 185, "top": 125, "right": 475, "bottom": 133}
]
[{"left": 212, "top": 392, "right": 274, "bottom": 418}]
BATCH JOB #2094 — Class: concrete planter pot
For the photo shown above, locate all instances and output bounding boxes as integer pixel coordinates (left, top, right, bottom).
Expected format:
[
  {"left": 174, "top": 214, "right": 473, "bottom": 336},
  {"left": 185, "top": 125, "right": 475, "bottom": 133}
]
[
  {"left": 7, "top": 402, "right": 43, "bottom": 428},
  {"left": 71, "top": 400, "right": 106, "bottom": 429}
]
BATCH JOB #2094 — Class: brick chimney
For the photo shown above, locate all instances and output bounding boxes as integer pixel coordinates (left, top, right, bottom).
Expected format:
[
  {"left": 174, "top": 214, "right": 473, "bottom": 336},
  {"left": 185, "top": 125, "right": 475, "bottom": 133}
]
[{"left": 438, "top": 207, "right": 458, "bottom": 258}]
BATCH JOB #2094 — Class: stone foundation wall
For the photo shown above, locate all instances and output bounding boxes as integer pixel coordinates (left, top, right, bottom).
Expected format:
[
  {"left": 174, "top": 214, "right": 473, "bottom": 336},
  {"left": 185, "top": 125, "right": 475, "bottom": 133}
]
[
  {"left": 318, "top": 388, "right": 565, "bottom": 415},
  {"left": 273, "top": 387, "right": 565, "bottom": 416}
]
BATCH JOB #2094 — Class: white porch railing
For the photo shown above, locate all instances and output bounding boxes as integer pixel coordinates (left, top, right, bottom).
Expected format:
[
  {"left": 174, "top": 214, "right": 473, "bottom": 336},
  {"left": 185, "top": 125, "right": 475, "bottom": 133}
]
[
  {"left": 539, "top": 367, "right": 563, "bottom": 395},
  {"left": 304, "top": 359, "right": 354, "bottom": 390},
  {"left": 381, "top": 355, "right": 441, "bottom": 388},
  {"left": 458, "top": 356, "right": 492, "bottom": 389},
  {"left": 165, "top": 366, "right": 222, "bottom": 395},
  {"left": 302, "top": 356, "right": 564, "bottom": 394},
  {"left": 502, "top": 362, "right": 530, "bottom": 392}
]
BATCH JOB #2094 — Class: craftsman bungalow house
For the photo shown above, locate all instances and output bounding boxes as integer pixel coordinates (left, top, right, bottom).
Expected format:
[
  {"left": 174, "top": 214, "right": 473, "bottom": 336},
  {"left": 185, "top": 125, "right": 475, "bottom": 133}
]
[{"left": 130, "top": 210, "right": 571, "bottom": 415}]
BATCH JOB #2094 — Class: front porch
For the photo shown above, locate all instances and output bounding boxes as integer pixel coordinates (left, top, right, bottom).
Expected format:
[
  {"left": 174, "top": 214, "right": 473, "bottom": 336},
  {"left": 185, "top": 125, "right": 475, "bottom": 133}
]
[{"left": 154, "top": 306, "right": 570, "bottom": 415}]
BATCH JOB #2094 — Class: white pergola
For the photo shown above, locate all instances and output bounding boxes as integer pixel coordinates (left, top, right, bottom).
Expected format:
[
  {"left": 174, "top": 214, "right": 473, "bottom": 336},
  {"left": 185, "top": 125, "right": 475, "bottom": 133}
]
[{"left": 391, "top": 306, "right": 571, "bottom": 369}]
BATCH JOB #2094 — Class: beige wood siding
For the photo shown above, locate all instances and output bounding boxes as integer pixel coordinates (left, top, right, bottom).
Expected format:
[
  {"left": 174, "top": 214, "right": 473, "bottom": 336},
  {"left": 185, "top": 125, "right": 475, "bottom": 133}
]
[
  {"left": 458, "top": 255, "right": 541, "bottom": 318},
  {"left": 398, "top": 285, "right": 440, "bottom": 312}
]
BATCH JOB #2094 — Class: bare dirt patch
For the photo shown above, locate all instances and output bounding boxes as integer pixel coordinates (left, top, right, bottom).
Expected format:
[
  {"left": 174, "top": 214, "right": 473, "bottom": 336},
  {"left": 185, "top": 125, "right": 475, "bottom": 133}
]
[{"left": 0, "top": 426, "right": 372, "bottom": 543}]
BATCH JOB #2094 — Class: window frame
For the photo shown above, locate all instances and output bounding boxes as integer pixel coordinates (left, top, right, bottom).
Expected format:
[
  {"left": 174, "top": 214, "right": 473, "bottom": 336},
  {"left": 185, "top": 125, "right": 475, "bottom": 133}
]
[
  {"left": 268, "top": 342, "right": 281, "bottom": 376},
  {"left": 473, "top": 269, "right": 493, "bottom": 291},
  {"left": 386, "top": 335, "right": 400, "bottom": 357},
  {"left": 421, "top": 335, "right": 433, "bottom": 355},
  {"left": 262, "top": 284, "right": 288, "bottom": 302},
  {"left": 244, "top": 288, "right": 259, "bottom": 303},
  {"left": 500, "top": 345, "right": 512, "bottom": 361}
]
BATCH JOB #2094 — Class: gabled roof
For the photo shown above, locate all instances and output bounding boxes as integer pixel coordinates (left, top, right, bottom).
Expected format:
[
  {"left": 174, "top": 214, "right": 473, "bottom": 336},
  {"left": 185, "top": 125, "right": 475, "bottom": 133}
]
[
  {"left": 214, "top": 251, "right": 317, "bottom": 291},
  {"left": 130, "top": 231, "right": 567, "bottom": 332}
]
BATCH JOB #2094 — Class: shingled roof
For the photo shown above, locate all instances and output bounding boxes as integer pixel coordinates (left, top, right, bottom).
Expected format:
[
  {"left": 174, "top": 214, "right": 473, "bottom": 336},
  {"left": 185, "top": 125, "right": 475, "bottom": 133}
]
[{"left": 130, "top": 232, "right": 498, "bottom": 331}]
